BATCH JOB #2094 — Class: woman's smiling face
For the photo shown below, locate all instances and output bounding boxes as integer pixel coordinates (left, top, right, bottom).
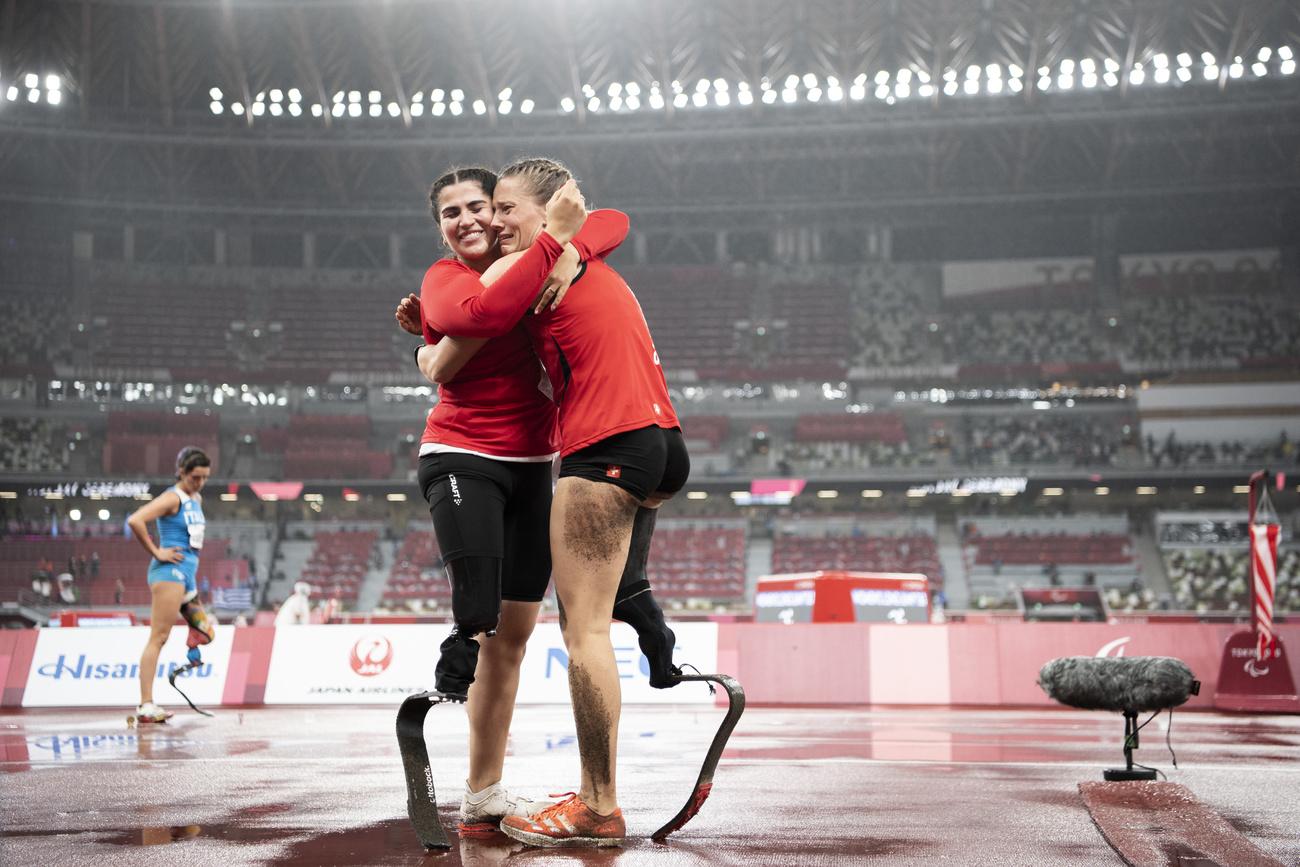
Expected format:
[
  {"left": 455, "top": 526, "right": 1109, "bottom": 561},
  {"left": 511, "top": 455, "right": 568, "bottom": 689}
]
[{"left": 437, "top": 180, "right": 497, "bottom": 263}]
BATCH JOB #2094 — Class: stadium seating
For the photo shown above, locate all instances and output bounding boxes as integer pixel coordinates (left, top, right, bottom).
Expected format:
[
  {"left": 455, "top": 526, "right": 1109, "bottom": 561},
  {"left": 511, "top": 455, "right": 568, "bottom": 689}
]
[
  {"left": 772, "top": 532, "right": 941, "bottom": 583},
  {"left": 647, "top": 523, "right": 748, "bottom": 601},
  {"left": 380, "top": 530, "right": 450, "bottom": 611},
  {"left": 1164, "top": 547, "right": 1300, "bottom": 614},
  {"left": 298, "top": 530, "right": 378, "bottom": 605}
]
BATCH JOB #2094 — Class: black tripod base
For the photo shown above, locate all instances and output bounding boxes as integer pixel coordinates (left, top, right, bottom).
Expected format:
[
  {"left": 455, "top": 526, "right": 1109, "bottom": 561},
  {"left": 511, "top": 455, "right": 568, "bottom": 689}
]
[{"left": 1103, "top": 767, "right": 1157, "bottom": 782}]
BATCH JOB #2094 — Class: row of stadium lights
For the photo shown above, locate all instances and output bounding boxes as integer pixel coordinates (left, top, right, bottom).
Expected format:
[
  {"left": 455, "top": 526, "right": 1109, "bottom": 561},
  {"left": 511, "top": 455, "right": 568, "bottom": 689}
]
[
  {"left": 2, "top": 73, "right": 63, "bottom": 105},
  {"left": 202, "top": 46, "right": 1294, "bottom": 120},
  {"left": 206, "top": 86, "right": 536, "bottom": 118}
]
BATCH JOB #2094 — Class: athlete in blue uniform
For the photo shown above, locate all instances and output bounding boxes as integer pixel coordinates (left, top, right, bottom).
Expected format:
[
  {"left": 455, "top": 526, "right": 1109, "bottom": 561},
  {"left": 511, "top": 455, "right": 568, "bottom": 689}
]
[{"left": 126, "top": 447, "right": 214, "bottom": 722}]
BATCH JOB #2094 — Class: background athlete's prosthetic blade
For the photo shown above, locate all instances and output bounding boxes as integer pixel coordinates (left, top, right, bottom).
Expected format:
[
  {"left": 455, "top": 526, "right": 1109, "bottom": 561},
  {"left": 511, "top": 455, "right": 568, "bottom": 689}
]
[
  {"left": 651, "top": 673, "right": 745, "bottom": 841},
  {"left": 396, "top": 692, "right": 453, "bottom": 850},
  {"left": 167, "top": 649, "right": 214, "bottom": 717}
]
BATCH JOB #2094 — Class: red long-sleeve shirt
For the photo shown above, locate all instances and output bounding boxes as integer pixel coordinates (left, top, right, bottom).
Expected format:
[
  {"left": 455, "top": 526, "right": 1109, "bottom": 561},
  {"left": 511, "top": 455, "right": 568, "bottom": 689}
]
[{"left": 418, "top": 210, "right": 630, "bottom": 458}]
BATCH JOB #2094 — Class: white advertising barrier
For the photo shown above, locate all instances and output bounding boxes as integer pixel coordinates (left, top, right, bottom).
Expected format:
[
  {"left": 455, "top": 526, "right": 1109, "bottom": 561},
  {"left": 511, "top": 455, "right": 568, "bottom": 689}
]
[
  {"left": 23, "top": 625, "right": 234, "bottom": 708},
  {"left": 262, "top": 621, "right": 718, "bottom": 705}
]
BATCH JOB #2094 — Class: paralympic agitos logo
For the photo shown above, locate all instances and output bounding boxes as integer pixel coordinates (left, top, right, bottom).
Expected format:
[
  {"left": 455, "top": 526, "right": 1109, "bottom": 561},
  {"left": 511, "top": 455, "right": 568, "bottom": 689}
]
[{"left": 349, "top": 636, "right": 393, "bottom": 677}]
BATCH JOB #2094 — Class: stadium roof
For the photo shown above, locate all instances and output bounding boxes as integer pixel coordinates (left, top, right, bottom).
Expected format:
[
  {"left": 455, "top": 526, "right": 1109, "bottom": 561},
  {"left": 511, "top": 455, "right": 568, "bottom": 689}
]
[{"left": 2, "top": 0, "right": 1298, "bottom": 233}]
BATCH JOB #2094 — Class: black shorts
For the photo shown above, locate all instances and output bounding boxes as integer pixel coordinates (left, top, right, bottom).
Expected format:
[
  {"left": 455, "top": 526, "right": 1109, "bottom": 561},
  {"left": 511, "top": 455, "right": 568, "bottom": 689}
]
[
  {"left": 559, "top": 425, "right": 690, "bottom": 502},
  {"left": 417, "top": 452, "right": 552, "bottom": 603}
]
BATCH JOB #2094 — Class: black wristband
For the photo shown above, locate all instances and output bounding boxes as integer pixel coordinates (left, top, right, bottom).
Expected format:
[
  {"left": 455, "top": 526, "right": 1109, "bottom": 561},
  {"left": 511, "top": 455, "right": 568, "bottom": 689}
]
[{"left": 412, "top": 344, "right": 426, "bottom": 367}]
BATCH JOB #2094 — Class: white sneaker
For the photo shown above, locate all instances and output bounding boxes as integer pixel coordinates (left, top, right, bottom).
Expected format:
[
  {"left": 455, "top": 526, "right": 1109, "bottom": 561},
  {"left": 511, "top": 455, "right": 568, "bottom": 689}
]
[
  {"left": 135, "top": 702, "right": 172, "bottom": 723},
  {"left": 459, "top": 782, "right": 553, "bottom": 834}
]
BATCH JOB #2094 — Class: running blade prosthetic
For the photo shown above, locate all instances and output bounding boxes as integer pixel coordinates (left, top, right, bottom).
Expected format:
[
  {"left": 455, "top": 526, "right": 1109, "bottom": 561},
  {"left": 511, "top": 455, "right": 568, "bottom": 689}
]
[
  {"left": 652, "top": 672, "right": 745, "bottom": 841},
  {"left": 396, "top": 690, "right": 464, "bottom": 850},
  {"left": 167, "top": 649, "right": 214, "bottom": 717}
]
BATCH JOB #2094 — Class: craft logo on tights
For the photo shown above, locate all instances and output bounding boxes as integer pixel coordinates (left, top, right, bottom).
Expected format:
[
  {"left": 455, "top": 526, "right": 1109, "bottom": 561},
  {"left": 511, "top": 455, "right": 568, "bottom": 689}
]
[{"left": 349, "top": 636, "right": 394, "bottom": 677}]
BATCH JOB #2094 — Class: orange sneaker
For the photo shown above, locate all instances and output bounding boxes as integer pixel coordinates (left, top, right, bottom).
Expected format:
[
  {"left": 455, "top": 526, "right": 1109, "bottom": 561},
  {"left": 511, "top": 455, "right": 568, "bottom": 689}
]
[{"left": 499, "top": 792, "right": 625, "bottom": 848}]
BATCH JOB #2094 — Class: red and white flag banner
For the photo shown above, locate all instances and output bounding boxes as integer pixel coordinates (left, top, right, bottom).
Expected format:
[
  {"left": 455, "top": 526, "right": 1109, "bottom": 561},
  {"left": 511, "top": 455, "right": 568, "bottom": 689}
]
[{"left": 1250, "top": 521, "right": 1280, "bottom": 661}]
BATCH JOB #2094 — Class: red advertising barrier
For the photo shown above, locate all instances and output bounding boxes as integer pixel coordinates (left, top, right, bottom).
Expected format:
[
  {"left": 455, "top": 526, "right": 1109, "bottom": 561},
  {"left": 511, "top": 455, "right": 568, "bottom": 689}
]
[{"left": 3, "top": 622, "right": 1297, "bottom": 710}]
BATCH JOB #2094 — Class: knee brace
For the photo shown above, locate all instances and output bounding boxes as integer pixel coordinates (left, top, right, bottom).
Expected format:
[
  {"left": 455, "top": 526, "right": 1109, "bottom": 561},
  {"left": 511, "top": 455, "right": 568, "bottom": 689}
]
[
  {"left": 446, "top": 556, "right": 502, "bottom": 638},
  {"left": 180, "top": 594, "right": 216, "bottom": 650}
]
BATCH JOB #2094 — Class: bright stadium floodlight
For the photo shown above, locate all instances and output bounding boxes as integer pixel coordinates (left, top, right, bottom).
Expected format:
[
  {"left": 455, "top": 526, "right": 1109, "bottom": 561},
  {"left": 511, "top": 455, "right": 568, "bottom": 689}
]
[
  {"left": 1258, "top": 47, "right": 1273, "bottom": 61},
  {"left": 714, "top": 77, "right": 728, "bottom": 91},
  {"left": 894, "top": 81, "right": 910, "bottom": 98},
  {"left": 1081, "top": 72, "right": 1098, "bottom": 88},
  {"left": 312, "top": 103, "right": 323, "bottom": 116},
  {"left": 499, "top": 100, "right": 512, "bottom": 114},
  {"left": 1103, "top": 71, "right": 1118, "bottom": 87},
  {"left": 1229, "top": 61, "right": 1243, "bottom": 78},
  {"left": 232, "top": 102, "right": 245, "bottom": 115},
  {"left": 966, "top": 64, "right": 980, "bottom": 80},
  {"left": 387, "top": 101, "right": 400, "bottom": 116},
  {"left": 431, "top": 89, "right": 445, "bottom": 102},
  {"left": 27, "top": 88, "right": 39, "bottom": 103},
  {"left": 802, "top": 72, "right": 817, "bottom": 88},
  {"left": 849, "top": 83, "right": 865, "bottom": 100},
  {"left": 876, "top": 83, "right": 890, "bottom": 99},
  {"left": 432, "top": 102, "right": 446, "bottom": 116},
  {"left": 269, "top": 102, "right": 283, "bottom": 116},
  {"left": 1177, "top": 66, "right": 1193, "bottom": 82},
  {"left": 499, "top": 86, "right": 512, "bottom": 100},
  {"left": 963, "top": 78, "right": 978, "bottom": 94},
  {"left": 671, "top": 79, "right": 683, "bottom": 93},
  {"left": 1058, "top": 74, "right": 1075, "bottom": 89},
  {"left": 582, "top": 83, "right": 595, "bottom": 97},
  {"left": 919, "top": 82, "right": 935, "bottom": 97},
  {"left": 270, "top": 88, "right": 283, "bottom": 102},
  {"left": 607, "top": 82, "right": 621, "bottom": 97},
  {"left": 368, "top": 103, "right": 381, "bottom": 117},
  {"left": 472, "top": 99, "right": 486, "bottom": 115},
  {"left": 348, "top": 90, "right": 361, "bottom": 102},
  {"left": 367, "top": 89, "right": 380, "bottom": 103},
  {"left": 736, "top": 90, "right": 751, "bottom": 106},
  {"left": 897, "top": 68, "right": 913, "bottom": 85},
  {"left": 827, "top": 84, "right": 843, "bottom": 100},
  {"left": 875, "top": 70, "right": 890, "bottom": 86},
  {"left": 449, "top": 101, "right": 463, "bottom": 115},
  {"left": 1200, "top": 51, "right": 1216, "bottom": 66},
  {"left": 47, "top": 89, "right": 62, "bottom": 105},
  {"left": 944, "top": 68, "right": 958, "bottom": 82},
  {"left": 1080, "top": 58, "right": 1096, "bottom": 74},
  {"left": 826, "top": 75, "right": 839, "bottom": 88},
  {"left": 410, "top": 101, "right": 424, "bottom": 116},
  {"left": 331, "top": 102, "right": 344, "bottom": 117},
  {"left": 1007, "top": 77, "right": 1022, "bottom": 93},
  {"left": 806, "top": 86, "right": 821, "bottom": 101},
  {"left": 1008, "top": 63, "right": 1023, "bottom": 79},
  {"left": 626, "top": 94, "right": 641, "bottom": 109},
  {"left": 1176, "top": 52, "right": 1192, "bottom": 67},
  {"left": 781, "top": 88, "right": 796, "bottom": 103},
  {"left": 1037, "top": 75, "right": 1051, "bottom": 90},
  {"left": 5, "top": 86, "right": 16, "bottom": 101},
  {"left": 986, "top": 63, "right": 1002, "bottom": 79},
  {"left": 1154, "top": 67, "right": 1171, "bottom": 83},
  {"left": 210, "top": 100, "right": 223, "bottom": 114},
  {"left": 1283, "top": 59, "right": 1297, "bottom": 75},
  {"left": 587, "top": 96, "right": 601, "bottom": 111},
  {"left": 785, "top": 74, "right": 800, "bottom": 89},
  {"left": 451, "top": 89, "right": 464, "bottom": 101},
  {"left": 762, "top": 88, "right": 777, "bottom": 103},
  {"left": 1059, "top": 58, "right": 1076, "bottom": 75},
  {"left": 255, "top": 91, "right": 265, "bottom": 102},
  {"left": 985, "top": 77, "right": 1001, "bottom": 94},
  {"left": 695, "top": 78, "right": 709, "bottom": 93},
  {"left": 288, "top": 88, "right": 301, "bottom": 102},
  {"left": 520, "top": 98, "right": 534, "bottom": 114},
  {"left": 333, "top": 90, "right": 344, "bottom": 102},
  {"left": 691, "top": 91, "right": 707, "bottom": 107},
  {"left": 1203, "top": 64, "right": 1218, "bottom": 79},
  {"left": 560, "top": 96, "right": 575, "bottom": 113},
  {"left": 650, "top": 92, "right": 666, "bottom": 109},
  {"left": 714, "top": 91, "right": 730, "bottom": 106},
  {"left": 24, "top": 73, "right": 37, "bottom": 88},
  {"left": 609, "top": 95, "right": 622, "bottom": 110},
  {"left": 348, "top": 102, "right": 361, "bottom": 117},
  {"left": 1152, "top": 53, "right": 1169, "bottom": 69},
  {"left": 1130, "top": 64, "right": 1146, "bottom": 85},
  {"left": 289, "top": 102, "right": 302, "bottom": 116},
  {"left": 626, "top": 82, "right": 641, "bottom": 96},
  {"left": 210, "top": 86, "right": 223, "bottom": 100},
  {"left": 1252, "top": 61, "right": 1267, "bottom": 76},
  {"left": 673, "top": 92, "right": 688, "bottom": 108},
  {"left": 943, "top": 80, "right": 958, "bottom": 96},
  {"left": 252, "top": 101, "right": 265, "bottom": 115}
]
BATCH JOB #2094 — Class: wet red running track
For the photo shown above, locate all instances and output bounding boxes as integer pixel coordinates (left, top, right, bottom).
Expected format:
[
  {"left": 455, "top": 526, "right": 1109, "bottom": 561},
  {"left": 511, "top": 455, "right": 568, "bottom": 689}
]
[{"left": 2, "top": 702, "right": 1298, "bottom": 865}]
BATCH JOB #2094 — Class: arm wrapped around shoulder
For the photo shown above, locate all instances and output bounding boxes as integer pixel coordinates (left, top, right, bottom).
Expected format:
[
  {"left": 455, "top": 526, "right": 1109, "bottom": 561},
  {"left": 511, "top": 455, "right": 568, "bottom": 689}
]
[{"left": 1037, "top": 656, "right": 1200, "bottom": 713}]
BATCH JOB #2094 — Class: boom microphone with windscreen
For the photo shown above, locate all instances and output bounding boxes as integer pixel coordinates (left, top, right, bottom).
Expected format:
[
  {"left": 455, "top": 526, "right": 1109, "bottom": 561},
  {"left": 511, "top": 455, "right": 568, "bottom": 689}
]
[
  {"left": 1038, "top": 656, "right": 1199, "bottom": 713},
  {"left": 1038, "top": 656, "right": 1200, "bottom": 781}
]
